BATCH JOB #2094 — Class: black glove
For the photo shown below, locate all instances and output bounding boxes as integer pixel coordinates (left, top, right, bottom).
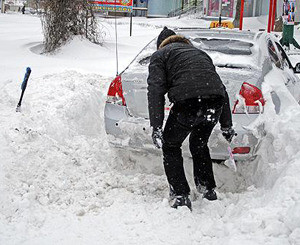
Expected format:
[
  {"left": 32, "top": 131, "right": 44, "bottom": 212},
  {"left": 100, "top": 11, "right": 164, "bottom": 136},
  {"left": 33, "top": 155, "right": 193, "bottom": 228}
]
[
  {"left": 221, "top": 127, "right": 236, "bottom": 143},
  {"left": 152, "top": 127, "right": 164, "bottom": 149}
]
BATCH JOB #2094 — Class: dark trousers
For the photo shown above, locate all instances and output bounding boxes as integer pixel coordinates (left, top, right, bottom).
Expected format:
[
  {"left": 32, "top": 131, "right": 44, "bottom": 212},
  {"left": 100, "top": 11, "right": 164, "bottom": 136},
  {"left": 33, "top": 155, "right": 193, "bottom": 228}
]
[{"left": 162, "top": 97, "right": 224, "bottom": 196}]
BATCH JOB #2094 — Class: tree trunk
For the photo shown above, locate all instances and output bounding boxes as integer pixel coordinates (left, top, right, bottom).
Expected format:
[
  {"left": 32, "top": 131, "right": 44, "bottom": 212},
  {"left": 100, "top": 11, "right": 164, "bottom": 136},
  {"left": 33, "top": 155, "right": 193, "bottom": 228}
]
[
  {"left": 233, "top": 0, "right": 241, "bottom": 28},
  {"left": 41, "top": 0, "right": 102, "bottom": 53}
]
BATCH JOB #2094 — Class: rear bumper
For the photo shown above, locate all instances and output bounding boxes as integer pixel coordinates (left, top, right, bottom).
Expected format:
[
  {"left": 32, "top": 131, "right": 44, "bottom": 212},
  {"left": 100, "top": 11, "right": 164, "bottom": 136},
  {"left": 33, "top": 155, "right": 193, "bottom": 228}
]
[{"left": 104, "top": 103, "right": 259, "bottom": 161}]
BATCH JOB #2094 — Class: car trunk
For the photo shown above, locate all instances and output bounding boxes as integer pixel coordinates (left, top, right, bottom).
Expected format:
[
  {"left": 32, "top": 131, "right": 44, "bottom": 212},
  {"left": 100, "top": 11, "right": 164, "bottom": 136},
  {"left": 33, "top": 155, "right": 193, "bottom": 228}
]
[{"left": 123, "top": 64, "right": 261, "bottom": 120}]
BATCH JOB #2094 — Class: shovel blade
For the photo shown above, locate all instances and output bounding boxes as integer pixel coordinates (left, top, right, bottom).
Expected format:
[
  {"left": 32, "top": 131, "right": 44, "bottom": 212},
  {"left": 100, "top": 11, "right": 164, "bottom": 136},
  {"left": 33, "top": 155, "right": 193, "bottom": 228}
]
[
  {"left": 16, "top": 105, "right": 21, "bottom": 112},
  {"left": 224, "top": 146, "right": 237, "bottom": 172}
]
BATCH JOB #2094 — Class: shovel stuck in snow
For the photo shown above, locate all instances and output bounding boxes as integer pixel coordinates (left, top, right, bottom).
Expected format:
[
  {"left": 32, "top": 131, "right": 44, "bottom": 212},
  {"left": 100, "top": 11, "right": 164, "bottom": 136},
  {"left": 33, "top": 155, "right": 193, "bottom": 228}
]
[{"left": 16, "top": 67, "right": 31, "bottom": 112}]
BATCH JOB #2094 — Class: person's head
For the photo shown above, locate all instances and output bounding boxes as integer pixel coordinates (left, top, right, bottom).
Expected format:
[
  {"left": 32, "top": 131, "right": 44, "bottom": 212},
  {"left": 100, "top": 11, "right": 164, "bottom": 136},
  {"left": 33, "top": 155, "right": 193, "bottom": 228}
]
[{"left": 157, "top": 27, "right": 176, "bottom": 50}]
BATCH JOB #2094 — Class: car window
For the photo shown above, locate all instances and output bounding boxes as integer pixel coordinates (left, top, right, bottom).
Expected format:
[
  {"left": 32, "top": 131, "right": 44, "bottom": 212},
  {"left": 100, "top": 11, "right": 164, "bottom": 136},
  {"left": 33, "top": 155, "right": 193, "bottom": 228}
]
[
  {"left": 139, "top": 56, "right": 151, "bottom": 65},
  {"left": 123, "top": 39, "right": 156, "bottom": 72},
  {"left": 267, "top": 39, "right": 282, "bottom": 68},
  {"left": 192, "top": 38, "right": 253, "bottom": 55},
  {"left": 275, "top": 42, "right": 292, "bottom": 69}
]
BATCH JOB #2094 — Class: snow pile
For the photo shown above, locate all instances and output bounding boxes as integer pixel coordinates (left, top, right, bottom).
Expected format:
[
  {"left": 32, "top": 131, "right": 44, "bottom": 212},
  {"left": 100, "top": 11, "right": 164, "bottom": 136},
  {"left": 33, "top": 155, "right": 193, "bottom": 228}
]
[
  {"left": 1, "top": 70, "right": 299, "bottom": 245},
  {"left": 241, "top": 67, "right": 300, "bottom": 242},
  {"left": 0, "top": 71, "right": 168, "bottom": 244},
  {"left": 0, "top": 72, "right": 110, "bottom": 215}
]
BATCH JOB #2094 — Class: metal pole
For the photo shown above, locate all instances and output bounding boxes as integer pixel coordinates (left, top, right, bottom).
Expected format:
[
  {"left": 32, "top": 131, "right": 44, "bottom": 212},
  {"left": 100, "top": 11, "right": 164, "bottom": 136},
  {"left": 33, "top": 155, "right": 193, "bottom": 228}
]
[
  {"left": 205, "top": 0, "right": 208, "bottom": 16},
  {"left": 252, "top": 0, "right": 257, "bottom": 17},
  {"left": 239, "top": 0, "right": 245, "bottom": 30},
  {"left": 114, "top": 0, "right": 119, "bottom": 76},
  {"left": 1, "top": 0, "right": 4, "bottom": 13},
  {"left": 130, "top": 12, "right": 133, "bottom": 36},
  {"left": 271, "top": 0, "right": 277, "bottom": 31},
  {"left": 267, "top": 0, "right": 274, "bottom": 33},
  {"left": 219, "top": 0, "right": 223, "bottom": 25}
]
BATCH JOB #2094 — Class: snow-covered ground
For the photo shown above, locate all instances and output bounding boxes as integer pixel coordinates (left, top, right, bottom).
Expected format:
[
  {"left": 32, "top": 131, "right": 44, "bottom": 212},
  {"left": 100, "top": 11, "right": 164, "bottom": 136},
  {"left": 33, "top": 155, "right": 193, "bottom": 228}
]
[{"left": 1, "top": 12, "right": 300, "bottom": 244}]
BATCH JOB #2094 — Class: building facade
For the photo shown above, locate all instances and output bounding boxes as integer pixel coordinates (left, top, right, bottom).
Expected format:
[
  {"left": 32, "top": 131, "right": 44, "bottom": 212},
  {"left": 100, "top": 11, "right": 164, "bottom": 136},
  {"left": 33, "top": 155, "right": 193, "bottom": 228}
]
[
  {"left": 1, "top": 0, "right": 26, "bottom": 12},
  {"left": 147, "top": 0, "right": 182, "bottom": 17},
  {"left": 133, "top": 0, "right": 148, "bottom": 16},
  {"left": 296, "top": 0, "right": 300, "bottom": 22},
  {"left": 203, "top": 0, "right": 282, "bottom": 18},
  {"left": 146, "top": 0, "right": 282, "bottom": 18},
  {"left": 5, "top": 0, "right": 25, "bottom": 5}
]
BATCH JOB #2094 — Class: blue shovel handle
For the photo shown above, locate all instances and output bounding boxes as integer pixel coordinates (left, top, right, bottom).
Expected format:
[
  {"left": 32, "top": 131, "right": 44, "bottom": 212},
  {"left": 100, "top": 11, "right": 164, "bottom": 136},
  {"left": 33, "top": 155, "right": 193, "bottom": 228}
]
[
  {"left": 21, "top": 67, "right": 31, "bottom": 91},
  {"left": 16, "top": 67, "right": 31, "bottom": 111}
]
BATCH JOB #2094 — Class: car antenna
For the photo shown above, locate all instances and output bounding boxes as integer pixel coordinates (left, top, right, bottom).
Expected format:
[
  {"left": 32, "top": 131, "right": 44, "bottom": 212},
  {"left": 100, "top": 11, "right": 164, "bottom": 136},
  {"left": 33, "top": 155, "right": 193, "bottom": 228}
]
[{"left": 114, "top": 0, "right": 119, "bottom": 76}]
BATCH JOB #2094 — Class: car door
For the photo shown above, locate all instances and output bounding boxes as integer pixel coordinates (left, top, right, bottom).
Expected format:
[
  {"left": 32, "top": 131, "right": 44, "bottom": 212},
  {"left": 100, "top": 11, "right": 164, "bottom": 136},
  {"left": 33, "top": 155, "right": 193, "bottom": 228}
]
[
  {"left": 275, "top": 41, "right": 300, "bottom": 103},
  {"left": 266, "top": 38, "right": 300, "bottom": 101}
]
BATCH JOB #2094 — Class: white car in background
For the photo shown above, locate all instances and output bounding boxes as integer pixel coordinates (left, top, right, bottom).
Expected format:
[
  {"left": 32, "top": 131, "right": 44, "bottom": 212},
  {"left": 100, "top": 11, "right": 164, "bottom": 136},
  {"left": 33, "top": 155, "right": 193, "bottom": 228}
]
[{"left": 104, "top": 28, "right": 300, "bottom": 161}]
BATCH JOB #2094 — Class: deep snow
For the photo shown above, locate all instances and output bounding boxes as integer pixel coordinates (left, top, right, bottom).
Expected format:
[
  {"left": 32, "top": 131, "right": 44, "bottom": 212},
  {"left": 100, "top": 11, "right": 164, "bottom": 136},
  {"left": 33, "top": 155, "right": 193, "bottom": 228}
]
[{"left": 1, "top": 12, "right": 300, "bottom": 245}]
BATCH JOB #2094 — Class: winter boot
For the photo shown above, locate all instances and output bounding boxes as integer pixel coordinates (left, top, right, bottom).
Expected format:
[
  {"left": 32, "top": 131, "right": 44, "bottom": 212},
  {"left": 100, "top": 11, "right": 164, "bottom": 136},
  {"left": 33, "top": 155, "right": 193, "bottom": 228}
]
[
  {"left": 203, "top": 189, "right": 217, "bottom": 201},
  {"left": 169, "top": 195, "right": 192, "bottom": 211},
  {"left": 196, "top": 185, "right": 217, "bottom": 201}
]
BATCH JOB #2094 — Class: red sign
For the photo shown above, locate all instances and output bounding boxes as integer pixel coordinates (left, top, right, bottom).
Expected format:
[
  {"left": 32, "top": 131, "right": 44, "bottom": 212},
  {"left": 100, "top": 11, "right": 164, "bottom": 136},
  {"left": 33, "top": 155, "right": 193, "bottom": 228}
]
[{"left": 89, "top": 0, "right": 133, "bottom": 13}]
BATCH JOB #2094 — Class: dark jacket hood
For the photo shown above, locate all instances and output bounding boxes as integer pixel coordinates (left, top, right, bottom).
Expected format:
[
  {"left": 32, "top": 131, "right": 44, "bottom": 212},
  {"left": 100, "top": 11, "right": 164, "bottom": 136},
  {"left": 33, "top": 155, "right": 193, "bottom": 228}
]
[{"left": 158, "top": 35, "right": 192, "bottom": 50}]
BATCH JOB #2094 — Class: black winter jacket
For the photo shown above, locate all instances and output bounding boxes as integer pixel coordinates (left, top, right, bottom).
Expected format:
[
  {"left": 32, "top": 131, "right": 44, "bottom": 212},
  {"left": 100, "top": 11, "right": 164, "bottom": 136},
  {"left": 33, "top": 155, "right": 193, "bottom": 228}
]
[{"left": 147, "top": 35, "right": 232, "bottom": 129}]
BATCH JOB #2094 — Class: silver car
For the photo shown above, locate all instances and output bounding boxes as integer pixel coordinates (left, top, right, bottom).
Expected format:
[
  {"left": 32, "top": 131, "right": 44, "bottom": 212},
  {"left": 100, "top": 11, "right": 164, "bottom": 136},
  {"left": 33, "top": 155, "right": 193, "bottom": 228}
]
[{"left": 104, "top": 28, "right": 300, "bottom": 161}]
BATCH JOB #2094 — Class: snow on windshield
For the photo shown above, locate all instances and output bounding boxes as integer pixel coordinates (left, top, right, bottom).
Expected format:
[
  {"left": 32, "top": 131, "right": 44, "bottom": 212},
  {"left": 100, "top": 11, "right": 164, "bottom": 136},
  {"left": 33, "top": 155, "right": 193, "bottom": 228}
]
[
  {"left": 192, "top": 38, "right": 253, "bottom": 55},
  {"left": 128, "top": 37, "right": 258, "bottom": 72}
]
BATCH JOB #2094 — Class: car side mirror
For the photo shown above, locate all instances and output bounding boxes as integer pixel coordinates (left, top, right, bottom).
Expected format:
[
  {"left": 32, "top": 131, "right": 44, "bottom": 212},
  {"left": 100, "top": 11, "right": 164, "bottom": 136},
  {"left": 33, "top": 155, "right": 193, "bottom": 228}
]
[{"left": 294, "top": 63, "right": 300, "bottom": 73}]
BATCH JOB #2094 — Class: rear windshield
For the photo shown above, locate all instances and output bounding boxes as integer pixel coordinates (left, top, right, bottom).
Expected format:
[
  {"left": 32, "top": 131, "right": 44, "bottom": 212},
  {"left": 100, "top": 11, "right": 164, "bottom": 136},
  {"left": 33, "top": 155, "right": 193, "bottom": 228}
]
[
  {"left": 192, "top": 38, "right": 253, "bottom": 55},
  {"left": 136, "top": 37, "right": 254, "bottom": 67}
]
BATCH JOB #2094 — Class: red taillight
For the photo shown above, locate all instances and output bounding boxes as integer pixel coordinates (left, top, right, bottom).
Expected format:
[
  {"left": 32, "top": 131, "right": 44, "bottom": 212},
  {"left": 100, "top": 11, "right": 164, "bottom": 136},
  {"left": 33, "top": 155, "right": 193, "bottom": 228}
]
[
  {"left": 106, "top": 75, "right": 126, "bottom": 106},
  {"left": 232, "top": 147, "right": 251, "bottom": 154},
  {"left": 232, "top": 82, "right": 265, "bottom": 114}
]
